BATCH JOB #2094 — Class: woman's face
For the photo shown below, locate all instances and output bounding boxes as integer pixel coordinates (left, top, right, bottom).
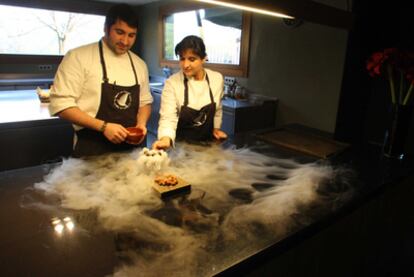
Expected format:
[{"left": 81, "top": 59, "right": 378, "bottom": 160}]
[{"left": 179, "top": 49, "right": 206, "bottom": 80}]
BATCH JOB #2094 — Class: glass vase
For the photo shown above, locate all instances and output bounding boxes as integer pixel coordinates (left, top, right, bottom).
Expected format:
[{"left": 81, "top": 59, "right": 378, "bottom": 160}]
[{"left": 382, "top": 103, "right": 413, "bottom": 159}]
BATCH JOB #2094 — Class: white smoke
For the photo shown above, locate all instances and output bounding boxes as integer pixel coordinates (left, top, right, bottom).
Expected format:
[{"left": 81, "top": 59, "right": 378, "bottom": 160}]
[{"left": 30, "top": 142, "right": 353, "bottom": 276}]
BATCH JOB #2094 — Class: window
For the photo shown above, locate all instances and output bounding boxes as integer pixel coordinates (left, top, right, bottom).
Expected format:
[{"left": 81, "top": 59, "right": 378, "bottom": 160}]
[
  {"left": 0, "top": 4, "right": 105, "bottom": 63},
  {"left": 164, "top": 9, "right": 242, "bottom": 65},
  {"left": 159, "top": 3, "right": 251, "bottom": 77}
]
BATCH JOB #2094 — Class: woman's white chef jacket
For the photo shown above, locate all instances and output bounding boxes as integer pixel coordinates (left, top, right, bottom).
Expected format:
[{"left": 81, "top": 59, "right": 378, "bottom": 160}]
[{"left": 157, "top": 68, "right": 224, "bottom": 142}]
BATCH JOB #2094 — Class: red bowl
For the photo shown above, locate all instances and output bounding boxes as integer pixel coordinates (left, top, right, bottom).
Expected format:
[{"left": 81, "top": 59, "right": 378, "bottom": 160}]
[{"left": 126, "top": 127, "right": 145, "bottom": 144}]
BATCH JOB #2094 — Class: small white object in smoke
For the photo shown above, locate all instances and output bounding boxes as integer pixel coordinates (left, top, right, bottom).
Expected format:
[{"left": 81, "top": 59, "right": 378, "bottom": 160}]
[{"left": 137, "top": 147, "right": 170, "bottom": 173}]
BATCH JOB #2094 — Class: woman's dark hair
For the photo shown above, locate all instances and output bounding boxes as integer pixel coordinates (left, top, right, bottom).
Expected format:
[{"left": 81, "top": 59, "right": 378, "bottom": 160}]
[
  {"left": 175, "top": 35, "right": 207, "bottom": 59},
  {"left": 105, "top": 4, "right": 139, "bottom": 31}
]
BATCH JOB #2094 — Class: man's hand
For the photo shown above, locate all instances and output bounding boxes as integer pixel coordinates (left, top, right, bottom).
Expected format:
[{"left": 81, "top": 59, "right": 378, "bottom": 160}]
[
  {"left": 103, "top": 123, "right": 129, "bottom": 144},
  {"left": 125, "top": 124, "right": 147, "bottom": 145},
  {"left": 213, "top": 128, "right": 228, "bottom": 140},
  {"left": 152, "top": 136, "right": 172, "bottom": 150},
  {"left": 135, "top": 123, "right": 148, "bottom": 137}
]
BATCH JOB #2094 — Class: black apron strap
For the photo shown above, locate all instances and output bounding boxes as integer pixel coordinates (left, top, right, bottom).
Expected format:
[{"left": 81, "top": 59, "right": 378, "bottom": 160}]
[
  {"left": 127, "top": 52, "right": 139, "bottom": 85},
  {"left": 205, "top": 74, "right": 214, "bottom": 103},
  {"left": 183, "top": 77, "right": 189, "bottom": 107},
  {"left": 99, "top": 40, "right": 109, "bottom": 83}
]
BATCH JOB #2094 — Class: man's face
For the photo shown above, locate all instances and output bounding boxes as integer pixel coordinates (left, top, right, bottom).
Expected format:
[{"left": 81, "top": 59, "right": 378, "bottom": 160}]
[{"left": 104, "top": 19, "right": 137, "bottom": 55}]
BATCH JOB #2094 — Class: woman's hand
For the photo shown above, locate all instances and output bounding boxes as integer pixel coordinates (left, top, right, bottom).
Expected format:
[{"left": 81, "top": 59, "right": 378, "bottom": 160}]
[
  {"left": 152, "top": 136, "right": 172, "bottom": 150},
  {"left": 103, "top": 123, "right": 128, "bottom": 144},
  {"left": 213, "top": 128, "right": 228, "bottom": 140}
]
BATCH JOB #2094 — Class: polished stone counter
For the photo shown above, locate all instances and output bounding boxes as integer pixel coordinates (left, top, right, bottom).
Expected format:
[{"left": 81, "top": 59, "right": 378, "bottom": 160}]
[
  {"left": 1, "top": 133, "right": 412, "bottom": 276},
  {"left": 0, "top": 90, "right": 53, "bottom": 124}
]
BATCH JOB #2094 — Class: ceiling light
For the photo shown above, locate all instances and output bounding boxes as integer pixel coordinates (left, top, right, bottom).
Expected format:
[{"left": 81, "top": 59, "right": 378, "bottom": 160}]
[
  {"left": 197, "top": 0, "right": 294, "bottom": 19},
  {"left": 195, "top": 0, "right": 353, "bottom": 30}
]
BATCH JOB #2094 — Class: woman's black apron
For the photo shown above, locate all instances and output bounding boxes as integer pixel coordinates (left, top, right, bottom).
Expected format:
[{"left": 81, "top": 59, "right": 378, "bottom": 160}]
[
  {"left": 72, "top": 40, "right": 144, "bottom": 158},
  {"left": 176, "top": 73, "right": 216, "bottom": 142}
]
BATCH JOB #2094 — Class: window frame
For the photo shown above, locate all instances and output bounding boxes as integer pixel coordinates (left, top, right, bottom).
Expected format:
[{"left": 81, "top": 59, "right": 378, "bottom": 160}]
[{"left": 158, "top": 2, "right": 251, "bottom": 77}]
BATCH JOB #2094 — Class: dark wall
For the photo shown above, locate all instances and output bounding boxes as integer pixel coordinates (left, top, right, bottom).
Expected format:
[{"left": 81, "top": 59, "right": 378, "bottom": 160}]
[
  {"left": 236, "top": 12, "right": 348, "bottom": 133},
  {"left": 335, "top": 0, "right": 414, "bottom": 152}
]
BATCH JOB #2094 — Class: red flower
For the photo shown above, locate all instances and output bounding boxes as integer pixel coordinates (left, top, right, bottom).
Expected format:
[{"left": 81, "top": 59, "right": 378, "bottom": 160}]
[
  {"left": 366, "top": 52, "right": 386, "bottom": 77},
  {"left": 366, "top": 48, "right": 414, "bottom": 105}
]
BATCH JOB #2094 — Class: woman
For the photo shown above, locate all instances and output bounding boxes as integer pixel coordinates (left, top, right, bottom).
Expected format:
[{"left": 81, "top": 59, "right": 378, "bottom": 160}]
[{"left": 152, "top": 35, "right": 227, "bottom": 150}]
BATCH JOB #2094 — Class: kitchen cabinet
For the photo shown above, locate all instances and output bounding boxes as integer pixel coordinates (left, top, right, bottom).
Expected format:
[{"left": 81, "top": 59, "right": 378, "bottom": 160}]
[
  {"left": 0, "top": 90, "right": 73, "bottom": 171},
  {"left": 0, "top": 76, "right": 53, "bottom": 91},
  {"left": 221, "top": 97, "right": 278, "bottom": 135},
  {"left": 0, "top": 120, "right": 73, "bottom": 171}
]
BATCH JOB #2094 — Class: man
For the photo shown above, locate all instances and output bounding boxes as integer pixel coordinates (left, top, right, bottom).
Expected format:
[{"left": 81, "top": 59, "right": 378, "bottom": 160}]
[{"left": 49, "top": 4, "right": 152, "bottom": 157}]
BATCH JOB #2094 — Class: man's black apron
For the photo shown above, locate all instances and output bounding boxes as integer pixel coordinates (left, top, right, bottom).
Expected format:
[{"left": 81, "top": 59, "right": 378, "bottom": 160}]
[
  {"left": 72, "top": 40, "right": 144, "bottom": 158},
  {"left": 176, "top": 73, "right": 216, "bottom": 142}
]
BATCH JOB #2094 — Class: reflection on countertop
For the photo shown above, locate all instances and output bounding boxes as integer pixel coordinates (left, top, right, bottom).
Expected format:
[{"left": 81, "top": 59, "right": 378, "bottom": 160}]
[
  {"left": 0, "top": 90, "right": 55, "bottom": 124},
  {"left": 149, "top": 82, "right": 163, "bottom": 87},
  {"left": 149, "top": 83, "right": 164, "bottom": 93}
]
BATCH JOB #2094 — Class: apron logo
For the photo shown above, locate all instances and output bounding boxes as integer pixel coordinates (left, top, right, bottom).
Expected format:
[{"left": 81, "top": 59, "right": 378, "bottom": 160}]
[
  {"left": 114, "top": 90, "right": 132, "bottom": 110},
  {"left": 192, "top": 111, "right": 207, "bottom": 127}
]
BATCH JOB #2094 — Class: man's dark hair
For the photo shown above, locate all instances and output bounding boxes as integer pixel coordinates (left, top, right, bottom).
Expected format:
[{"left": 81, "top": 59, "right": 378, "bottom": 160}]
[
  {"left": 104, "top": 4, "right": 139, "bottom": 31},
  {"left": 175, "top": 35, "right": 207, "bottom": 59}
]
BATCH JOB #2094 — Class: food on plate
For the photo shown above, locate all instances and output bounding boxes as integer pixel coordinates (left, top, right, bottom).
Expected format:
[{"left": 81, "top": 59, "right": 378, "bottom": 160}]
[{"left": 155, "top": 174, "right": 178, "bottom": 187}]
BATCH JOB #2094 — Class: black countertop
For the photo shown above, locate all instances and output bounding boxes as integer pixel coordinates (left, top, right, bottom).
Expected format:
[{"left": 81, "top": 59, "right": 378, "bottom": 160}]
[{"left": 0, "top": 133, "right": 413, "bottom": 277}]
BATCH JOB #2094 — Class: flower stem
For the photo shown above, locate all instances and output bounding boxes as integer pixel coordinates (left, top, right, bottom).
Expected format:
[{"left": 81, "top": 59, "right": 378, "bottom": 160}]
[
  {"left": 399, "top": 71, "right": 403, "bottom": 104},
  {"left": 387, "top": 64, "right": 396, "bottom": 104},
  {"left": 403, "top": 83, "right": 413, "bottom": 105}
]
